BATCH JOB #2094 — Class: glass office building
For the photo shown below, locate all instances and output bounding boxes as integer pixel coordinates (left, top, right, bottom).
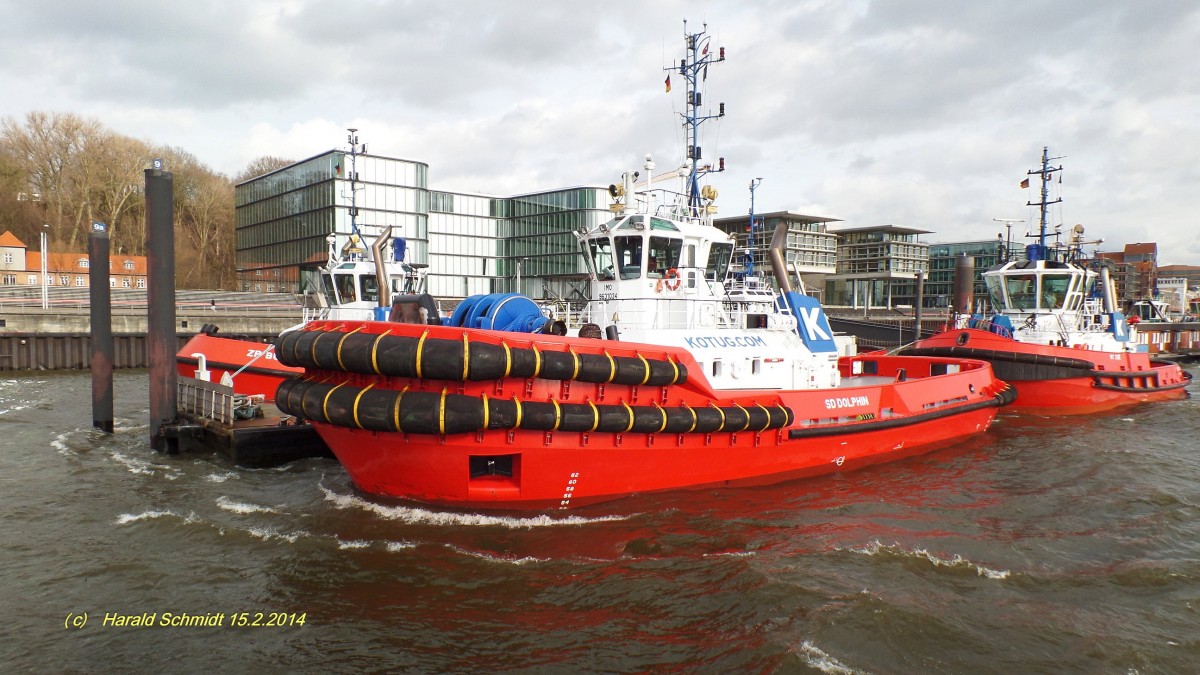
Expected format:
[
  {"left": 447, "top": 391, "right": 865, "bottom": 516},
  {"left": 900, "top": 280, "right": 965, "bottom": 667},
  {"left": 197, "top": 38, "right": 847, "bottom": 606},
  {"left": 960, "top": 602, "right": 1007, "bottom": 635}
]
[
  {"left": 235, "top": 150, "right": 612, "bottom": 300},
  {"left": 924, "top": 240, "right": 1006, "bottom": 308}
]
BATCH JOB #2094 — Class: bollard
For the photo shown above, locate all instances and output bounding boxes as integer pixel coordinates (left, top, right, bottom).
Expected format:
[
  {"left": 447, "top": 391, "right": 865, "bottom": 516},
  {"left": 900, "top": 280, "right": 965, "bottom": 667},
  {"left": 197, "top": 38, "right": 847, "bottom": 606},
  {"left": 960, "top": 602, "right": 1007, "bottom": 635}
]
[{"left": 89, "top": 221, "right": 114, "bottom": 433}]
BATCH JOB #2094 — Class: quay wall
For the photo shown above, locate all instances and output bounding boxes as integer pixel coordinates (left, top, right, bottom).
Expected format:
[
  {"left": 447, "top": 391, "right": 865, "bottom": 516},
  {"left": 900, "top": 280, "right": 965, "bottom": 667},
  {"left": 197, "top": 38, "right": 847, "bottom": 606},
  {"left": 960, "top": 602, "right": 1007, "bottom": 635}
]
[{"left": 0, "top": 290, "right": 300, "bottom": 371}]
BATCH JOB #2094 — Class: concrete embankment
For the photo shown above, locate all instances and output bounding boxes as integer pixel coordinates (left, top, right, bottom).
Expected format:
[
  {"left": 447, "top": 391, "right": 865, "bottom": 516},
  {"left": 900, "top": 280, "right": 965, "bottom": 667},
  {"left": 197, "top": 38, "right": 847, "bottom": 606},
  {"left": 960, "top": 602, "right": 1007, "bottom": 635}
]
[{"left": 0, "top": 288, "right": 302, "bottom": 371}]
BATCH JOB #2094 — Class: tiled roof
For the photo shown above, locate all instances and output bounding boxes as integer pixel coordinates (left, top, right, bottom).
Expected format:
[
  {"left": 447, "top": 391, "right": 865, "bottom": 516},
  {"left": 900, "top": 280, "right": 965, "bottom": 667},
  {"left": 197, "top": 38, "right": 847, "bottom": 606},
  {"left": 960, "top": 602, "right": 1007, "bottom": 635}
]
[{"left": 0, "top": 231, "right": 28, "bottom": 248}]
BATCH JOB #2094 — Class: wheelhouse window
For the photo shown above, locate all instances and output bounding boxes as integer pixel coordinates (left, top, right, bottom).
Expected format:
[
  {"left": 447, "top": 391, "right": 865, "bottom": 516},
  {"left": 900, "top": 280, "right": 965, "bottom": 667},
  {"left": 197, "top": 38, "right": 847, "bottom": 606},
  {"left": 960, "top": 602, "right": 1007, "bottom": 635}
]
[
  {"left": 589, "top": 238, "right": 615, "bottom": 280},
  {"left": 614, "top": 235, "right": 644, "bottom": 280},
  {"left": 1003, "top": 274, "right": 1037, "bottom": 310},
  {"left": 360, "top": 275, "right": 379, "bottom": 303},
  {"left": 706, "top": 242, "right": 734, "bottom": 281},
  {"left": 1040, "top": 274, "right": 1072, "bottom": 310},
  {"left": 647, "top": 236, "right": 682, "bottom": 278}
]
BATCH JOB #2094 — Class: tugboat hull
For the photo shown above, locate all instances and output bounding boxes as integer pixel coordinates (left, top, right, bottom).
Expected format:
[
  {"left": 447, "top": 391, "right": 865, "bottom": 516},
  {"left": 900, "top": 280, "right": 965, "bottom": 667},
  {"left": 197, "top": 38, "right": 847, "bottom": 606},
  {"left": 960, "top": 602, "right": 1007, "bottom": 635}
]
[
  {"left": 904, "top": 328, "right": 1190, "bottom": 415},
  {"left": 275, "top": 321, "right": 1011, "bottom": 509}
]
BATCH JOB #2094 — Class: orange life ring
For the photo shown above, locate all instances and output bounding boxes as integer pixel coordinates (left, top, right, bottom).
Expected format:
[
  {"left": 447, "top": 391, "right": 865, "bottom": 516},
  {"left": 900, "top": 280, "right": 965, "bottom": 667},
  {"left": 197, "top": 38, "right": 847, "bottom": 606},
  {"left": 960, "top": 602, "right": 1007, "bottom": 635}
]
[{"left": 663, "top": 268, "right": 681, "bottom": 291}]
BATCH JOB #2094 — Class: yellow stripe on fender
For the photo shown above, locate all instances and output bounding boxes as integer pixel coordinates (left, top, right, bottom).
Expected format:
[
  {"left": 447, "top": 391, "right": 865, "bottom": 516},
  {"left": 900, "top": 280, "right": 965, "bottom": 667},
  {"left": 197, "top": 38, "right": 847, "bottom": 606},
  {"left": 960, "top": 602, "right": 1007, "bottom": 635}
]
[
  {"left": 391, "top": 386, "right": 409, "bottom": 432},
  {"left": 461, "top": 334, "right": 470, "bottom": 380},
  {"left": 711, "top": 403, "right": 726, "bottom": 430},
  {"left": 621, "top": 401, "right": 635, "bottom": 433},
  {"left": 569, "top": 348, "right": 580, "bottom": 381},
  {"left": 438, "top": 388, "right": 449, "bottom": 434},
  {"left": 351, "top": 383, "right": 374, "bottom": 429},
  {"left": 755, "top": 403, "right": 772, "bottom": 432},
  {"left": 587, "top": 400, "right": 600, "bottom": 432},
  {"left": 682, "top": 402, "right": 698, "bottom": 433},
  {"left": 336, "top": 325, "right": 363, "bottom": 371},
  {"left": 653, "top": 402, "right": 668, "bottom": 433},
  {"left": 732, "top": 402, "right": 750, "bottom": 432},
  {"left": 415, "top": 330, "right": 430, "bottom": 379},
  {"left": 369, "top": 329, "right": 391, "bottom": 375},
  {"left": 322, "top": 382, "right": 347, "bottom": 424}
]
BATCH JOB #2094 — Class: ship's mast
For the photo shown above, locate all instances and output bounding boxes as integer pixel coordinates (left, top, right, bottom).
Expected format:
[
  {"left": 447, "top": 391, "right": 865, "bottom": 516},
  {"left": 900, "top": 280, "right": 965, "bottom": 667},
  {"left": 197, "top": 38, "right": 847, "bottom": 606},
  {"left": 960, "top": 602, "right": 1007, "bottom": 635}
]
[
  {"left": 348, "top": 129, "right": 364, "bottom": 237},
  {"left": 668, "top": 21, "right": 726, "bottom": 210},
  {"left": 1025, "top": 146, "right": 1063, "bottom": 261},
  {"left": 746, "top": 177, "right": 763, "bottom": 277}
]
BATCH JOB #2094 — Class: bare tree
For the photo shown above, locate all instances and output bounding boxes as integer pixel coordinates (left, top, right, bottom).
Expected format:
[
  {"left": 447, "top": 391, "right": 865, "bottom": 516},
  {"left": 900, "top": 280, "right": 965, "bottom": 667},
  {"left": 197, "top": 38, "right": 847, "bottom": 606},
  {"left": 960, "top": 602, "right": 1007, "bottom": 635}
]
[
  {"left": 235, "top": 155, "right": 295, "bottom": 184},
  {"left": 1, "top": 112, "right": 102, "bottom": 253},
  {"left": 0, "top": 145, "right": 44, "bottom": 246},
  {"left": 160, "top": 146, "right": 236, "bottom": 288},
  {"left": 89, "top": 132, "right": 152, "bottom": 256}
]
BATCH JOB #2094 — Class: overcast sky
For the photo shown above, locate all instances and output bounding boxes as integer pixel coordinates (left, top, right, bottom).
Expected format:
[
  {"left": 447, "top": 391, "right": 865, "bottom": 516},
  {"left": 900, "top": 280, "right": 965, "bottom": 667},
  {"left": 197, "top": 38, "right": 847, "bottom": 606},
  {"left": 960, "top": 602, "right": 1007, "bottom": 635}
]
[{"left": 3, "top": 1, "right": 1197, "bottom": 264}]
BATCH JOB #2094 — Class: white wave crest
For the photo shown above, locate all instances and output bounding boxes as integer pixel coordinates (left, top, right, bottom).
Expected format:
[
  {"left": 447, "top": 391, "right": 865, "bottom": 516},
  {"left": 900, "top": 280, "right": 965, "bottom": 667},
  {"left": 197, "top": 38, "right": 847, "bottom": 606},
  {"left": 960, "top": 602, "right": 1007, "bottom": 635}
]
[
  {"left": 109, "top": 451, "right": 182, "bottom": 480},
  {"left": 318, "top": 484, "right": 631, "bottom": 528},
  {"left": 795, "top": 641, "right": 861, "bottom": 675},
  {"left": 385, "top": 541, "right": 417, "bottom": 552},
  {"left": 115, "top": 509, "right": 200, "bottom": 525},
  {"left": 844, "top": 540, "right": 1010, "bottom": 579},
  {"left": 336, "top": 539, "right": 372, "bottom": 550},
  {"left": 206, "top": 471, "right": 239, "bottom": 483},
  {"left": 445, "top": 544, "right": 546, "bottom": 565},
  {"left": 246, "top": 526, "right": 305, "bottom": 543},
  {"left": 216, "top": 496, "right": 279, "bottom": 515}
]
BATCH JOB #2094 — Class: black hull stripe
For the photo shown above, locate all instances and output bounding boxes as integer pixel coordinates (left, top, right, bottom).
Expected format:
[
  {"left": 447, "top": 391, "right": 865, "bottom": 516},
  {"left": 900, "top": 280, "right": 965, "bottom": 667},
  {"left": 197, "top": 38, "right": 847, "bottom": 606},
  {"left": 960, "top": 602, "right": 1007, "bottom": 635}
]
[
  {"left": 787, "top": 385, "right": 1012, "bottom": 440},
  {"left": 1091, "top": 380, "right": 1190, "bottom": 393}
]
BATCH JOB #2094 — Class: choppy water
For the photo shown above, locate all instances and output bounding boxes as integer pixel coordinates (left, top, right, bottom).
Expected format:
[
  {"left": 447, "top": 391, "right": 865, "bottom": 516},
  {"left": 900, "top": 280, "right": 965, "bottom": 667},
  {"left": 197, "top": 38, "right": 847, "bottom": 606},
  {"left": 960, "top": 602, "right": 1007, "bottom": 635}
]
[{"left": 3, "top": 369, "right": 1199, "bottom": 673}]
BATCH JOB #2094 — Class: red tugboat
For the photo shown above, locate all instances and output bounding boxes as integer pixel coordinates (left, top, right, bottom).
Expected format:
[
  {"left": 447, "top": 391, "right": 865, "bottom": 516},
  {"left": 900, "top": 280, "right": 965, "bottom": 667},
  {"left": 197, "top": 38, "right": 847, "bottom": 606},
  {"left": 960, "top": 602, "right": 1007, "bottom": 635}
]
[
  {"left": 901, "top": 147, "right": 1190, "bottom": 414},
  {"left": 270, "top": 24, "right": 1013, "bottom": 509}
]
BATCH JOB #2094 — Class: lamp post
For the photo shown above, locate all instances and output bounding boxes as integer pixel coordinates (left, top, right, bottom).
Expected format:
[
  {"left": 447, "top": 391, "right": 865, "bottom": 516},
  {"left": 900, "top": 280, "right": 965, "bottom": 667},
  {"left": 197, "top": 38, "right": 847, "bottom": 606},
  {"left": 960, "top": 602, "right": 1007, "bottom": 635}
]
[
  {"left": 40, "top": 224, "right": 49, "bottom": 310},
  {"left": 515, "top": 257, "right": 528, "bottom": 294}
]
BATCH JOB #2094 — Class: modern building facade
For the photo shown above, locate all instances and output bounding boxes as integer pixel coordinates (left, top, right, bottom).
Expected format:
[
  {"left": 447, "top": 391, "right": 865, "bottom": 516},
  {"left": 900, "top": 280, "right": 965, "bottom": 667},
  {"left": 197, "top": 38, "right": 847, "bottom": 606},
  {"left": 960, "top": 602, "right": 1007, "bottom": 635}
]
[
  {"left": 924, "top": 239, "right": 1007, "bottom": 309},
  {"left": 824, "top": 225, "right": 930, "bottom": 308},
  {"left": 234, "top": 150, "right": 614, "bottom": 302},
  {"left": 711, "top": 211, "right": 839, "bottom": 297}
]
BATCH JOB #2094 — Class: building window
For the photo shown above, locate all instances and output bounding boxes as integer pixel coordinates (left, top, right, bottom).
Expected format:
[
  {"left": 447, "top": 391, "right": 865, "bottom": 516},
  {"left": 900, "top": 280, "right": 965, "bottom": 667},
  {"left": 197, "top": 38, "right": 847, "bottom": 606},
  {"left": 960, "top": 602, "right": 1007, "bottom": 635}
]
[
  {"left": 60, "top": 275, "right": 69, "bottom": 286},
  {"left": 2, "top": 253, "right": 12, "bottom": 264},
  {"left": 266, "top": 284, "right": 275, "bottom": 292},
  {"left": 136, "top": 278, "right": 146, "bottom": 289},
  {"left": 27, "top": 275, "right": 37, "bottom": 285},
  {"left": 123, "top": 261, "right": 134, "bottom": 270},
  {"left": 78, "top": 258, "right": 89, "bottom": 269},
  {"left": 122, "top": 278, "right": 131, "bottom": 288},
  {"left": 110, "top": 277, "right": 117, "bottom": 288},
  {"left": 255, "top": 269, "right": 262, "bottom": 276},
  {"left": 76, "top": 276, "right": 86, "bottom": 286},
  {"left": 2, "top": 274, "right": 15, "bottom": 285}
]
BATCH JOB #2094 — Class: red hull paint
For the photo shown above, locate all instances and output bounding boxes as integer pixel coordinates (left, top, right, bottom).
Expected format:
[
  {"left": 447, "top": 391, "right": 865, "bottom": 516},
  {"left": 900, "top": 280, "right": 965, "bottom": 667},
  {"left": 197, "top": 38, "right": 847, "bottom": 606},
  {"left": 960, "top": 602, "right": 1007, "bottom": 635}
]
[
  {"left": 277, "top": 320, "right": 1010, "bottom": 509},
  {"left": 905, "top": 328, "right": 1190, "bottom": 415},
  {"left": 313, "top": 399, "right": 997, "bottom": 510},
  {"left": 176, "top": 333, "right": 302, "bottom": 401}
]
